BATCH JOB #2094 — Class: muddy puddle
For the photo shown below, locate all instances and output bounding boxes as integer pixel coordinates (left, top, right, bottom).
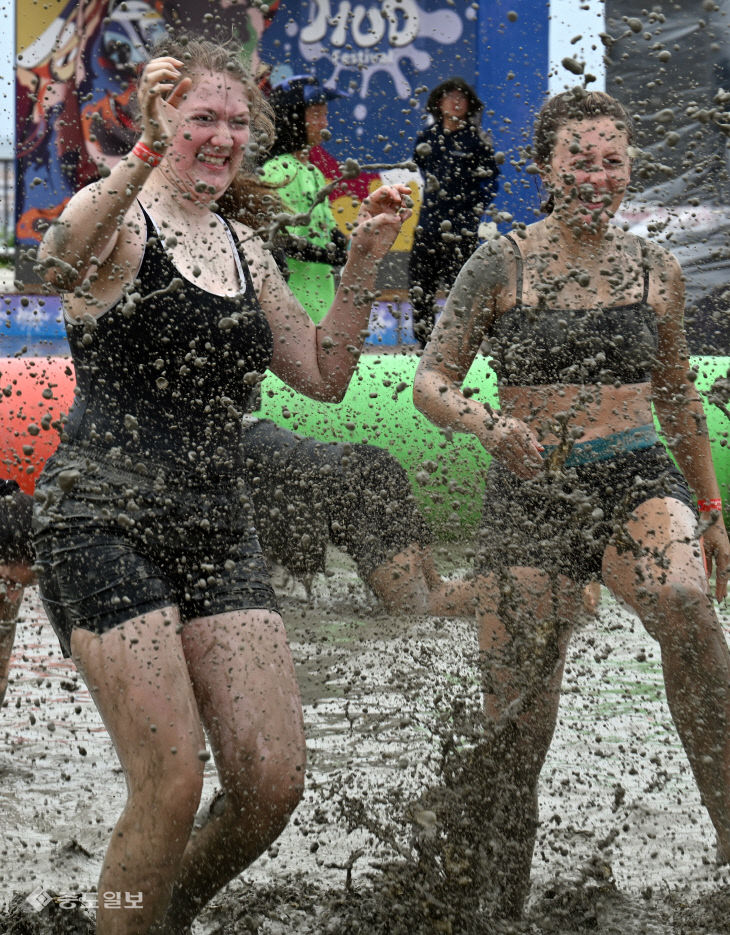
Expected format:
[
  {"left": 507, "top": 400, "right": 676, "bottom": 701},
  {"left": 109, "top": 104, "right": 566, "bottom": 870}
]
[{"left": 1, "top": 547, "right": 729, "bottom": 933}]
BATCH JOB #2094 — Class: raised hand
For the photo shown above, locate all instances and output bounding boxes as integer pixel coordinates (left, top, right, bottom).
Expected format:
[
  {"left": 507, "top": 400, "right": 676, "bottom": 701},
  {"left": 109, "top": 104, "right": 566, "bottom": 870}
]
[
  {"left": 484, "top": 414, "right": 544, "bottom": 479},
  {"left": 702, "top": 518, "right": 730, "bottom": 601},
  {"left": 349, "top": 184, "right": 412, "bottom": 263},
  {"left": 136, "top": 56, "right": 192, "bottom": 152}
]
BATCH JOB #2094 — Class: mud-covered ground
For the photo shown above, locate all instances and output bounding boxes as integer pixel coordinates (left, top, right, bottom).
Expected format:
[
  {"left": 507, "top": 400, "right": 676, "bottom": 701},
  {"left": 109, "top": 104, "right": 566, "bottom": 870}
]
[{"left": 1, "top": 546, "right": 729, "bottom": 934}]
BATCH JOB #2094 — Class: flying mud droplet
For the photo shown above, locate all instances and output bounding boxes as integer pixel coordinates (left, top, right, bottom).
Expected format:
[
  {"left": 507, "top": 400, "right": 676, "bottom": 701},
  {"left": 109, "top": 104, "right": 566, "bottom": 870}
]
[
  {"left": 57, "top": 469, "right": 81, "bottom": 493},
  {"left": 562, "top": 58, "right": 585, "bottom": 76}
]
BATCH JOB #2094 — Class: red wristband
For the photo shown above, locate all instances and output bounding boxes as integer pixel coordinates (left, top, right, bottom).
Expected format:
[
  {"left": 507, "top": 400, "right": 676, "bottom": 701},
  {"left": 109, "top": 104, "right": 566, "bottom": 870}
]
[
  {"left": 697, "top": 498, "right": 723, "bottom": 512},
  {"left": 131, "top": 141, "right": 163, "bottom": 167}
]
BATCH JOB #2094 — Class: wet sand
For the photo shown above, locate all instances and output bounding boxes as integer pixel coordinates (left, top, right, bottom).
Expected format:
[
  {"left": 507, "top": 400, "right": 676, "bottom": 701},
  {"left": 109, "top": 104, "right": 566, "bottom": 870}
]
[{"left": 1, "top": 547, "right": 729, "bottom": 933}]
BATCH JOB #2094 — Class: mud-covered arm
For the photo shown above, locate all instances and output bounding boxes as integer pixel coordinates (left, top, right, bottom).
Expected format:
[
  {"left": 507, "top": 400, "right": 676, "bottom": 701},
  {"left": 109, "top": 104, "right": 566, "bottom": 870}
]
[
  {"left": 254, "top": 185, "right": 411, "bottom": 402},
  {"left": 413, "top": 238, "right": 543, "bottom": 477},
  {"left": 36, "top": 163, "right": 148, "bottom": 292},
  {"left": 651, "top": 246, "right": 729, "bottom": 597}
]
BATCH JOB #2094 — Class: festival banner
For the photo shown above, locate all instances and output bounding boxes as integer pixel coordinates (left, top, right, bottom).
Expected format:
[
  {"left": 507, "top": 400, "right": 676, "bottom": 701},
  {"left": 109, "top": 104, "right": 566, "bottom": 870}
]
[
  {"left": 12, "top": 1, "right": 556, "bottom": 329},
  {"left": 259, "top": 0, "right": 480, "bottom": 164}
]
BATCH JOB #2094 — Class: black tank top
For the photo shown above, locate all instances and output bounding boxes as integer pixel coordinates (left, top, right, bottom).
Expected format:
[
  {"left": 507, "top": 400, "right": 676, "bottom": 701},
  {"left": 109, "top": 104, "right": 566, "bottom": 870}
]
[
  {"left": 63, "top": 205, "right": 274, "bottom": 479},
  {"left": 486, "top": 236, "right": 659, "bottom": 386}
]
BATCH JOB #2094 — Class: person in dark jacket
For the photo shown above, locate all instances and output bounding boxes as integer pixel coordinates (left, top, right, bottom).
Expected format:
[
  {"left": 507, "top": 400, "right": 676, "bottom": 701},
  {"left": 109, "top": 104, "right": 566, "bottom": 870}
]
[{"left": 409, "top": 77, "right": 499, "bottom": 346}]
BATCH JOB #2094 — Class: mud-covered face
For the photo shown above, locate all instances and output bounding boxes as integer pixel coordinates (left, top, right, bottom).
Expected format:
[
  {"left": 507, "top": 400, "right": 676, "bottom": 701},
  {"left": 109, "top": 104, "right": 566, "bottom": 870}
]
[
  {"left": 167, "top": 71, "right": 251, "bottom": 198},
  {"left": 541, "top": 116, "right": 631, "bottom": 230}
]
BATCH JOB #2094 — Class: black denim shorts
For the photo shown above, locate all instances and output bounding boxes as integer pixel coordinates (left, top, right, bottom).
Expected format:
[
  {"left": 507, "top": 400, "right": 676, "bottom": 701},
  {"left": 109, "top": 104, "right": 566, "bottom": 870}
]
[
  {"left": 33, "top": 447, "right": 278, "bottom": 656},
  {"left": 476, "top": 444, "right": 696, "bottom": 585}
]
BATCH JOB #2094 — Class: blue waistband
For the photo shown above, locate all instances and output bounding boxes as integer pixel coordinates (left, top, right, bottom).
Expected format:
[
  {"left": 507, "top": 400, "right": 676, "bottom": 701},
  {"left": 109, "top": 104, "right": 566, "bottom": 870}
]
[{"left": 542, "top": 424, "right": 658, "bottom": 468}]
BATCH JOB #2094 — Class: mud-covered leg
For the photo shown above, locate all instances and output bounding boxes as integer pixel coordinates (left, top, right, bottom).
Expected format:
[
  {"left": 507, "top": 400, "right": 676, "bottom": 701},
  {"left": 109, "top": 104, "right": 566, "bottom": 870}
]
[
  {"left": 475, "top": 567, "right": 582, "bottom": 919},
  {"left": 604, "top": 497, "right": 730, "bottom": 861},
  {"left": 71, "top": 608, "right": 206, "bottom": 935},
  {"left": 161, "top": 609, "right": 306, "bottom": 933},
  {"left": 0, "top": 562, "right": 34, "bottom": 707},
  {"left": 0, "top": 618, "right": 16, "bottom": 708}
]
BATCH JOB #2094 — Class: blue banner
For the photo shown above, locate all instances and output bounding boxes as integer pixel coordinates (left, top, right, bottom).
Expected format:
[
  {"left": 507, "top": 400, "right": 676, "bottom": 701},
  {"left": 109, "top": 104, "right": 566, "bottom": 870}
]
[
  {"left": 478, "top": 0, "right": 549, "bottom": 226},
  {"left": 259, "top": 0, "right": 481, "bottom": 168},
  {"left": 10, "top": 0, "right": 555, "bottom": 347}
]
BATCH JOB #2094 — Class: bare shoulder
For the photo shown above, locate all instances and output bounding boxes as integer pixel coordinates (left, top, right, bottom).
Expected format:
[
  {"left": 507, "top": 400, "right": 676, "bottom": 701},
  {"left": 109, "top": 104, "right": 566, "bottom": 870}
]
[
  {"left": 610, "top": 229, "right": 679, "bottom": 284},
  {"left": 227, "top": 218, "right": 259, "bottom": 253},
  {"left": 627, "top": 233, "right": 684, "bottom": 316},
  {"left": 450, "top": 234, "right": 513, "bottom": 303},
  {"left": 471, "top": 233, "right": 515, "bottom": 270},
  {"left": 230, "top": 221, "right": 271, "bottom": 275},
  {"left": 428, "top": 235, "right": 515, "bottom": 362},
  {"left": 632, "top": 233, "right": 680, "bottom": 277}
]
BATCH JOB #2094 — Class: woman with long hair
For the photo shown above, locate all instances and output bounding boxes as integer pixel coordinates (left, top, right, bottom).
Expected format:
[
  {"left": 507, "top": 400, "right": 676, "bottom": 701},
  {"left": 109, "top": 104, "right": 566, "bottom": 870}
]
[{"left": 34, "top": 37, "right": 410, "bottom": 934}]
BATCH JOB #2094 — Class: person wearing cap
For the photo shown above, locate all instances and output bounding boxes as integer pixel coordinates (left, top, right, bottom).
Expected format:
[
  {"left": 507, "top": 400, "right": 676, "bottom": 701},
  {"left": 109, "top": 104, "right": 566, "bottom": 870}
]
[
  {"left": 260, "top": 75, "right": 350, "bottom": 323},
  {"left": 409, "top": 77, "right": 499, "bottom": 347}
]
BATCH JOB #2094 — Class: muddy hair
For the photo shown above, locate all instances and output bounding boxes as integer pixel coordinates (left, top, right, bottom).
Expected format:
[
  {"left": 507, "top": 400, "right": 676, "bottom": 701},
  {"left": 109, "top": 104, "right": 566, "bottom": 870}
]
[
  {"left": 533, "top": 88, "right": 635, "bottom": 213},
  {"left": 148, "top": 35, "right": 280, "bottom": 227}
]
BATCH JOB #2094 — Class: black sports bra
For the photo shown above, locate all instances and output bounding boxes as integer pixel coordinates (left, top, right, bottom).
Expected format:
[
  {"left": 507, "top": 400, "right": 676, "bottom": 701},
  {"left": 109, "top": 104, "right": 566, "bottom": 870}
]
[{"left": 485, "top": 236, "right": 659, "bottom": 386}]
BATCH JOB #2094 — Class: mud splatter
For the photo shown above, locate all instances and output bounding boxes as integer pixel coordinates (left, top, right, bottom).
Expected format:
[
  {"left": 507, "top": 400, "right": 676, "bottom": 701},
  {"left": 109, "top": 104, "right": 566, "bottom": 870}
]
[{"left": 2, "top": 560, "right": 730, "bottom": 934}]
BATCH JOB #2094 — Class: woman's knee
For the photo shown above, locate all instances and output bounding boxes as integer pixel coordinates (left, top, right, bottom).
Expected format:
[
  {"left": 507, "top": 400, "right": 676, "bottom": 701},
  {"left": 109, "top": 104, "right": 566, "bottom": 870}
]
[
  {"left": 221, "top": 753, "right": 305, "bottom": 846},
  {"left": 641, "top": 579, "right": 712, "bottom": 641},
  {"left": 263, "top": 760, "right": 305, "bottom": 828},
  {"left": 128, "top": 749, "right": 205, "bottom": 830},
  {"left": 250, "top": 744, "right": 304, "bottom": 810}
]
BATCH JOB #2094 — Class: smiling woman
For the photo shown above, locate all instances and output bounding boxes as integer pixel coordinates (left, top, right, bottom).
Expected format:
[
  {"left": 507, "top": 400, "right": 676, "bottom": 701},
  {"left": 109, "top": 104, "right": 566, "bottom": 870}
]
[
  {"left": 413, "top": 87, "right": 730, "bottom": 922},
  {"left": 533, "top": 92, "right": 633, "bottom": 220},
  {"left": 31, "top": 34, "right": 412, "bottom": 935}
]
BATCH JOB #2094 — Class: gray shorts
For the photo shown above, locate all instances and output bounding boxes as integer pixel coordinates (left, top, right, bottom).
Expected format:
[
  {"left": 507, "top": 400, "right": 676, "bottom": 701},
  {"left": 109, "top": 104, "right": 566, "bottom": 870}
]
[{"left": 477, "top": 444, "right": 696, "bottom": 585}]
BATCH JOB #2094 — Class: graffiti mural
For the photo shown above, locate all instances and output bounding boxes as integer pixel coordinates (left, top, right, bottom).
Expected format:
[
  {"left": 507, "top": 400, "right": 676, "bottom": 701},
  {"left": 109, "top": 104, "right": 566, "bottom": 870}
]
[{"left": 14, "top": 0, "right": 277, "bottom": 285}]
